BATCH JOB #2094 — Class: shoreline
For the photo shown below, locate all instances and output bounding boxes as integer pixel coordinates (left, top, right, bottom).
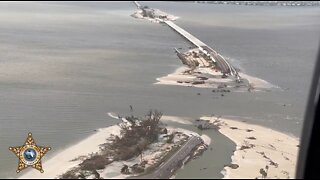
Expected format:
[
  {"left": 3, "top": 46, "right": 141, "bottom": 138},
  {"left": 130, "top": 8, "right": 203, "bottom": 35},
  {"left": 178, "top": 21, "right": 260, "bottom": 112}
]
[
  {"left": 200, "top": 116, "right": 299, "bottom": 179},
  {"left": 154, "top": 66, "right": 279, "bottom": 92},
  {"left": 18, "top": 114, "right": 208, "bottom": 179},
  {"left": 19, "top": 125, "right": 121, "bottom": 179},
  {"left": 18, "top": 113, "right": 299, "bottom": 179},
  {"left": 131, "top": 9, "right": 298, "bottom": 178}
]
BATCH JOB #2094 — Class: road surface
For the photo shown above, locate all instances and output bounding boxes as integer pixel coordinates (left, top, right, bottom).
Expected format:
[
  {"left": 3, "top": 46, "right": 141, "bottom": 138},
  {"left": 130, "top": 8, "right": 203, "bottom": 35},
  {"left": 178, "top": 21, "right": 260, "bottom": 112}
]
[
  {"left": 132, "top": 136, "right": 203, "bottom": 179},
  {"left": 164, "top": 20, "right": 238, "bottom": 76}
]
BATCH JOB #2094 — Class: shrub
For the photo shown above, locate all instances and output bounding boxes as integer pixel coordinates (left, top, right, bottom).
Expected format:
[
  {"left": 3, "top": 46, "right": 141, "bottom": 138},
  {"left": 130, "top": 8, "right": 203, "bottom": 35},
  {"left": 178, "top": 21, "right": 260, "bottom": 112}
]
[{"left": 80, "top": 154, "right": 110, "bottom": 171}]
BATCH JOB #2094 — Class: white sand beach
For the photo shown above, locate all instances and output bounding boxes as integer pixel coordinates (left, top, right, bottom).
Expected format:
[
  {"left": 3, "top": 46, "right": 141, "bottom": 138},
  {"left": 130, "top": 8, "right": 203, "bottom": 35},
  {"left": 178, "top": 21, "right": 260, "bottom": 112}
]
[
  {"left": 131, "top": 9, "right": 179, "bottom": 23},
  {"left": 19, "top": 111, "right": 298, "bottom": 179},
  {"left": 201, "top": 116, "right": 299, "bottom": 179},
  {"left": 154, "top": 66, "right": 276, "bottom": 92},
  {"left": 238, "top": 72, "right": 279, "bottom": 90},
  {"left": 154, "top": 67, "right": 228, "bottom": 89},
  {"left": 19, "top": 113, "right": 206, "bottom": 179},
  {"left": 19, "top": 126, "right": 121, "bottom": 179},
  {"left": 98, "top": 126, "right": 204, "bottom": 179}
]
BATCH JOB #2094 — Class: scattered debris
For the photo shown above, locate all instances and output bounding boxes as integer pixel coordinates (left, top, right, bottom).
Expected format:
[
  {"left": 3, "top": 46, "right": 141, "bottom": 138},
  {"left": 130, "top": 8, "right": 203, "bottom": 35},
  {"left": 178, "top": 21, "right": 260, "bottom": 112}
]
[
  {"left": 247, "top": 137, "right": 257, "bottom": 140},
  {"left": 213, "top": 89, "right": 231, "bottom": 93},
  {"left": 239, "top": 144, "right": 255, "bottom": 150},
  {"left": 259, "top": 168, "right": 268, "bottom": 179},
  {"left": 131, "top": 163, "right": 145, "bottom": 174},
  {"left": 121, "top": 165, "right": 130, "bottom": 174},
  {"left": 198, "top": 76, "right": 209, "bottom": 80},
  {"left": 192, "top": 81, "right": 205, "bottom": 85},
  {"left": 257, "top": 151, "right": 278, "bottom": 168},
  {"left": 195, "top": 119, "right": 220, "bottom": 130},
  {"left": 222, "top": 74, "right": 228, "bottom": 78},
  {"left": 269, "top": 144, "right": 276, "bottom": 150},
  {"left": 224, "top": 164, "right": 239, "bottom": 169}
]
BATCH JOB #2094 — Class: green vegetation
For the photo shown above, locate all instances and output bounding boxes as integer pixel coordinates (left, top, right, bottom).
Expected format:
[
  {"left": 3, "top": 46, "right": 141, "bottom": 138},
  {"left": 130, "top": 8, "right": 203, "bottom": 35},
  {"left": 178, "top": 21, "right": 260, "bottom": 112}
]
[
  {"left": 104, "top": 110, "right": 164, "bottom": 161},
  {"left": 60, "top": 109, "right": 166, "bottom": 179}
]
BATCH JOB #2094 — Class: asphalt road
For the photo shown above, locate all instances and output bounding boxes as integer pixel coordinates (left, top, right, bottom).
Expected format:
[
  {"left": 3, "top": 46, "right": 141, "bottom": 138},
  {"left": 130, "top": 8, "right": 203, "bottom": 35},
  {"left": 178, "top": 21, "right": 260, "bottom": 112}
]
[{"left": 135, "top": 136, "right": 203, "bottom": 179}]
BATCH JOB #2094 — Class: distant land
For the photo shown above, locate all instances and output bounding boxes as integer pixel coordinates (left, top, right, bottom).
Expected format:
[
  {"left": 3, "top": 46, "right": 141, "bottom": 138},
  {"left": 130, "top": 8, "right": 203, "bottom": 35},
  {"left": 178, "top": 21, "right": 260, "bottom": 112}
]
[{"left": 174, "top": 1, "right": 320, "bottom": 7}]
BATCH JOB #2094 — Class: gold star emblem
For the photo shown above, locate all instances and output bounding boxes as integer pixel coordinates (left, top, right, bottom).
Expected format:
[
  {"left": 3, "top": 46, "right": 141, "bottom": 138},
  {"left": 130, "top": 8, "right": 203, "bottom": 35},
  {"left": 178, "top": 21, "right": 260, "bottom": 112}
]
[{"left": 9, "top": 132, "right": 51, "bottom": 173}]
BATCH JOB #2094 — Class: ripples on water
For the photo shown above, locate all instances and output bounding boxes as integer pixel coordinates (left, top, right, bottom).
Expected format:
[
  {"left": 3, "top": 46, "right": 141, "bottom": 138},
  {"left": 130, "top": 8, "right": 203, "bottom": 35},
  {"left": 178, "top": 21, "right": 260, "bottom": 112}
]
[{"left": 0, "top": 1, "right": 319, "bottom": 178}]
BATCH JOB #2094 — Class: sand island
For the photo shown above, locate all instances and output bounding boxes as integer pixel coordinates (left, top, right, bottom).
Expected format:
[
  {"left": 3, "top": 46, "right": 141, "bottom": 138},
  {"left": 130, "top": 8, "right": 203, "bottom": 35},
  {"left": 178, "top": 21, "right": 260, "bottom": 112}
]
[{"left": 19, "top": 2, "right": 300, "bottom": 179}]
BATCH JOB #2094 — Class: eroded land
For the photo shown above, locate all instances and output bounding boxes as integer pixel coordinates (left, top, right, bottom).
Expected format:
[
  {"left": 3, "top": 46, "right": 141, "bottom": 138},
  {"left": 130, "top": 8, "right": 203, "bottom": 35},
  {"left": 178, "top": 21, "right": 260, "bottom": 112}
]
[
  {"left": 196, "top": 117, "right": 299, "bottom": 179},
  {"left": 131, "top": 2, "right": 298, "bottom": 179},
  {"left": 155, "top": 47, "right": 276, "bottom": 92},
  {"left": 131, "top": 2, "right": 275, "bottom": 92},
  {"left": 19, "top": 2, "right": 299, "bottom": 179},
  {"left": 20, "top": 111, "right": 208, "bottom": 179},
  {"left": 131, "top": 2, "right": 178, "bottom": 23}
]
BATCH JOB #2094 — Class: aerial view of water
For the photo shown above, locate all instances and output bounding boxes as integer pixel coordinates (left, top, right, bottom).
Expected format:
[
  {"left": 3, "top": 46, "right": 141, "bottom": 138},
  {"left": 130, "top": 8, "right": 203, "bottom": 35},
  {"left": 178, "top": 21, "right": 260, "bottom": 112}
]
[{"left": 0, "top": 1, "right": 319, "bottom": 178}]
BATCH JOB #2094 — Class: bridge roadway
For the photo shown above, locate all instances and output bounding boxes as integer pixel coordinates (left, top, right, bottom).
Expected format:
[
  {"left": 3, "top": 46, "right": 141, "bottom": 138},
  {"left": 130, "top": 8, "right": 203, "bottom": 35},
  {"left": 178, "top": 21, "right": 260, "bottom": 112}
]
[
  {"left": 130, "top": 136, "right": 203, "bottom": 179},
  {"left": 164, "top": 20, "right": 237, "bottom": 76},
  {"left": 133, "top": 1, "right": 141, "bottom": 9},
  {"left": 164, "top": 21, "right": 207, "bottom": 48}
]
